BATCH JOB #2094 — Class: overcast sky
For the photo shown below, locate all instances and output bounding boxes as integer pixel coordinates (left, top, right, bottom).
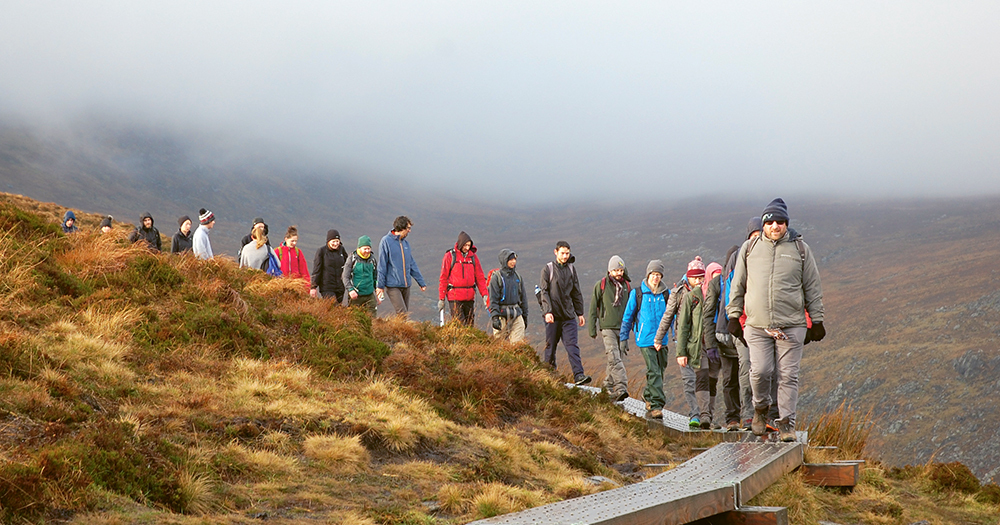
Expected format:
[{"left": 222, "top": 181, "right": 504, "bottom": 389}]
[{"left": 2, "top": 1, "right": 999, "bottom": 202}]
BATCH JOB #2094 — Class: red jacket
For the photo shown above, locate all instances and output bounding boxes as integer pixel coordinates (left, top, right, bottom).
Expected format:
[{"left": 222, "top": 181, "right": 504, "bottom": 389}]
[
  {"left": 439, "top": 233, "right": 487, "bottom": 302},
  {"left": 275, "top": 244, "right": 310, "bottom": 290}
]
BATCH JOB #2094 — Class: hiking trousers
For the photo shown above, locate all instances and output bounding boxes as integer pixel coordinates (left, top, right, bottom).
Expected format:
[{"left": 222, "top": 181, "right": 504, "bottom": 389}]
[
  {"left": 695, "top": 355, "right": 720, "bottom": 423},
  {"left": 720, "top": 351, "right": 741, "bottom": 423},
  {"left": 746, "top": 325, "right": 806, "bottom": 425},
  {"left": 450, "top": 300, "right": 475, "bottom": 326},
  {"left": 348, "top": 293, "right": 377, "bottom": 316},
  {"left": 638, "top": 345, "right": 667, "bottom": 411},
  {"left": 385, "top": 287, "right": 411, "bottom": 314},
  {"left": 600, "top": 329, "right": 628, "bottom": 398},
  {"left": 493, "top": 316, "right": 525, "bottom": 343},
  {"left": 736, "top": 338, "right": 754, "bottom": 422},
  {"left": 679, "top": 363, "right": 699, "bottom": 418},
  {"left": 543, "top": 318, "right": 584, "bottom": 377}
]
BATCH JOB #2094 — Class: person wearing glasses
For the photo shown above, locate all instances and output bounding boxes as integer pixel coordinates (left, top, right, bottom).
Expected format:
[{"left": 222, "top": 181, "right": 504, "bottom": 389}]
[{"left": 725, "top": 198, "right": 826, "bottom": 442}]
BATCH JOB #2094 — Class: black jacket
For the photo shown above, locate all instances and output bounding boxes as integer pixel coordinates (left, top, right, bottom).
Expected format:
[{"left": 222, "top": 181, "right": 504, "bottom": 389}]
[
  {"left": 539, "top": 256, "right": 584, "bottom": 321},
  {"left": 311, "top": 244, "right": 349, "bottom": 295},
  {"left": 171, "top": 230, "right": 193, "bottom": 253},
  {"left": 489, "top": 248, "right": 528, "bottom": 323},
  {"left": 128, "top": 213, "right": 162, "bottom": 252}
]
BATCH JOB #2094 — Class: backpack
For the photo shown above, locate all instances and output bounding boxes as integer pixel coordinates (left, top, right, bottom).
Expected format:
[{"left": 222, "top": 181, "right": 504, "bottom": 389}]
[
  {"left": 595, "top": 275, "right": 631, "bottom": 317},
  {"left": 625, "top": 284, "right": 669, "bottom": 330},
  {"left": 538, "top": 261, "right": 579, "bottom": 311},
  {"left": 262, "top": 247, "right": 283, "bottom": 277},
  {"left": 485, "top": 268, "right": 503, "bottom": 308}
]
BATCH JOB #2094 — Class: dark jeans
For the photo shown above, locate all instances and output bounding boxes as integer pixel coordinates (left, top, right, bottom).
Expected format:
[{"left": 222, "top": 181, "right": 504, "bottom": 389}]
[
  {"left": 450, "top": 300, "right": 475, "bottom": 325},
  {"left": 720, "top": 353, "right": 741, "bottom": 423},
  {"left": 543, "top": 318, "right": 584, "bottom": 377},
  {"left": 695, "top": 357, "right": 720, "bottom": 394}
]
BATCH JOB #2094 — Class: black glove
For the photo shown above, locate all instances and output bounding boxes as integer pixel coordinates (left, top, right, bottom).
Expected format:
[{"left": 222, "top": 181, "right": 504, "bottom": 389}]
[
  {"left": 727, "top": 317, "right": 743, "bottom": 340},
  {"left": 806, "top": 321, "right": 825, "bottom": 344},
  {"left": 706, "top": 347, "right": 721, "bottom": 363},
  {"left": 522, "top": 315, "right": 528, "bottom": 329},
  {"left": 491, "top": 316, "right": 503, "bottom": 331}
]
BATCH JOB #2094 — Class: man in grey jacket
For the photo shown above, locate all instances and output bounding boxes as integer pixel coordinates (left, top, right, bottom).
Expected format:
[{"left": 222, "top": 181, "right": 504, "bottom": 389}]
[{"left": 726, "top": 198, "right": 826, "bottom": 441}]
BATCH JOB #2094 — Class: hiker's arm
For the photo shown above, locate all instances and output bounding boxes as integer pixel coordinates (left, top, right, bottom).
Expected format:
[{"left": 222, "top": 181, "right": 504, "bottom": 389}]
[
  {"left": 802, "top": 244, "right": 824, "bottom": 323},
  {"left": 619, "top": 289, "right": 636, "bottom": 341},
  {"left": 438, "top": 252, "right": 450, "bottom": 301},
  {"left": 726, "top": 241, "right": 749, "bottom": 320},
  {"left": 587, "top": 282, "right": 600, "bottom": 338}
]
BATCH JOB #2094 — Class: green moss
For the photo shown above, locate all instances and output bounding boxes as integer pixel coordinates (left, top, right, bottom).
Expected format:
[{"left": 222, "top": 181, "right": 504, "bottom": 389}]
[{"left": 927, "top": 461, "right": 981, "bottom": 494}]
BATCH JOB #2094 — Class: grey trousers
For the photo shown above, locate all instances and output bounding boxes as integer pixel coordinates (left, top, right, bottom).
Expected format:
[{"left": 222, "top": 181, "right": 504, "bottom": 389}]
[
  {"left": 745, "top": 325, "right": 806, "bottom": 424},
  {"left": 679, "top": 363, "right": 699, "bottom": 418},
  {"left": 736, "top": 338, "right": 754, "bottom": 421},
  {"left": 384, "top": 287, "right": 411, "bottom": 314},
  {"left": 600, "top": 329, "right": 629, "bottom": 397}
]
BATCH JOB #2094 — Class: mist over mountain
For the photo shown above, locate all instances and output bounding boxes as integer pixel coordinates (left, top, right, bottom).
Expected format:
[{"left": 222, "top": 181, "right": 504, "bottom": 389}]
[{"left": 2, "top": 118, "right": 1000, "bottom": 484}]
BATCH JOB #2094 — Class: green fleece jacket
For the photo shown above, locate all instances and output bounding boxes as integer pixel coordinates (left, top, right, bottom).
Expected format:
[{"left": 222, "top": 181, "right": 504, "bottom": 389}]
[
  {"left": 727, "top": 229, "right": 824, "bottom": 329},
  {"left": 587, "top": 274, "right": 631, "bottom": 337}
]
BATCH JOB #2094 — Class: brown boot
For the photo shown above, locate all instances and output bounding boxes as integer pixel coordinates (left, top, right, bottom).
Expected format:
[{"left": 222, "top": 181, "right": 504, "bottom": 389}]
[
  {"left": 751, "top": 406, "right": 768, "bottom": 436},
  {"left": 776, "top": 418, "right": 796, "bottom": 442},
  {"left": 648, "top": 409, "right": 663, "bottom": 419}
]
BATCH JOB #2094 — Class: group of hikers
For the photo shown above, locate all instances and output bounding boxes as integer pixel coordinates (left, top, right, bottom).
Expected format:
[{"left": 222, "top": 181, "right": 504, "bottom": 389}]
[{"left": 61, "top": 197, "right": 825, "bottom": 441}]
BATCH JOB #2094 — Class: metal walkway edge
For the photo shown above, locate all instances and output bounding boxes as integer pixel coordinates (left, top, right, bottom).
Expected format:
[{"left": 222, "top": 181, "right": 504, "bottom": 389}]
[{"left": 467, "top": 386, "right": 806, "bottom": 525}]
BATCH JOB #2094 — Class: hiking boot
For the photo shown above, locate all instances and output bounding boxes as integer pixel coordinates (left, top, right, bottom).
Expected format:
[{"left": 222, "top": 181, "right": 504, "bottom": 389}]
[
  {"left": 700, "top": 419, "right": 711, "bottom": 430},
  {"left": 689, "top": 416, "right": 701, "bottom": 428},
  {"left": 742, "top": 418, "right": 753, "bottom": 431},
  {"left": 615, "top": 391, "right": 629, "bottom": 403},
  {"left": 776, "top": 418, "right": 796, "bottom": 442},
  {"left": 751, "top": 407, "right": 768, "bottom": 436},
  {"left": 649, "top": 409, "right": 663, "bottom": 420},
  {"left": 726, "top": 421, "right": 740, "bottom": 432},
  {"left": 574, "top": 374, "right": 592, "bottom": 386}
]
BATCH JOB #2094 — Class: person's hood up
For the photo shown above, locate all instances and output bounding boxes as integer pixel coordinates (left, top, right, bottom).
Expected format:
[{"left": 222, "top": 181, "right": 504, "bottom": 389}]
[
  {"left": 497, "top": 248, "right": 516, "bottom": 268},
  {"left": 747, "top": 217, "right": 763, "bottom": 239},
  {"left": 454, "top": 231, "right": 476, "bottom": 253},
  {"left": 140, "top": 212, "right": 154, "bottom": 229},
  {"left": 63, "top": 210, "right": 76, "bottom": 223},
  {"left": 702, "top": 262, "right": 723, "bottom": 294},
  {"left": 99, "top": 215, "right": 113, "bottom": 229}
]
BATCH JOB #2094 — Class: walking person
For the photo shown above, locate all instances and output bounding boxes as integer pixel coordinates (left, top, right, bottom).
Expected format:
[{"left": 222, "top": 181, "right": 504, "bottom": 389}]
[
  {"left": 489, "top": 249, "right": 528, "bottom": 343},
  {"left": 311, "top": 229, "right": 349, "bottom": 303},
  {"left": 655, "top": 262, "right": 701, "bottom": 426},
  {"left": 238, "top": 218, "right": 270, "bottom": 259},
  {"left": 621, "top": 260, "right": 670, "bottom": 418},
  {"left": 713, "top": 244, "right": 744, "bottom": 431},
  {"left": 62, "top": 210, "right": 79, "bottom": 234},
  {"left": 376, "top": 216, "right": 427, "bottom": 315},
  {"left": 588, "top": 255, "right": 632, "bottom": 402},
  {"left": 539, "top": 241, "right": 590, "bottom": 385},
  {"left": 239, "top": 222, "right": 271, "bottom": 270},
  {"left": 99, "top": 215, "right": 114, "bottom": 234},
  {"left": 192, "top": 209, "right": 215, "bottom": 260},
  {"left": 171, "top": 216, "right": 194, "bottom": 254},
  {"left": 343, "top": 235, "right": 381, "bottom": 315},
  {"left": 128, "top": 212, "right": 162, "bottom": 252},
  {"left": 438, "top": 231, "right": 488, "bottom": 326},
  {"left": 676, "top": 260, "right": 724, "bottom": 429},
  {"left": 727, "top": 198, "right": 826, "bottom": 441},
  {"left": 275, "top": 226, "right": 310, "bottom": 290}
]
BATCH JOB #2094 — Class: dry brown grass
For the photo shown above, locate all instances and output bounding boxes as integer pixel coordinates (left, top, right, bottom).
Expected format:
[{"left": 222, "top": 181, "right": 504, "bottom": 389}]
[
  {"left": 302, "top": 434, "right": 369, "bottom": 474},
  {"left": 805, "top": 400, "right": 873, "bottom": 459}
]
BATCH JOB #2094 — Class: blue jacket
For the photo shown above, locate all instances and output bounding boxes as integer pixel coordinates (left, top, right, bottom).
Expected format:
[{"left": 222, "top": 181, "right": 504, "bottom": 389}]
[
  {"left": 377, "top": 231, "right": 426, "bottom": 289},
  {"left": 620, "top": 280, "right": 669, "bottom": 348}
]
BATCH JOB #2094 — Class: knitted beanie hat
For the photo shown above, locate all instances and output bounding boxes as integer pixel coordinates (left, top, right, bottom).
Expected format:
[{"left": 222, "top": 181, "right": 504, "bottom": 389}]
[
  {"left": 608, "top": 255, "right": 625, "bottom": 273},
  {"left": 357, "top": 235, "right": 372, "bottom": 248},
  {"left": 198, "top": 209, "right": 215, "bottom": 225},
  {"left": 685, "top": 256, "right": 706, "bottom": 279},
  {"left": 327, "top": 229, "right": 341, "bottom": 242},
  {"left": 177, "top": 215, "right": 191, "bottom": 228},
  {"left": 761, "top": 198, "right": 789, "bottom": 223}
]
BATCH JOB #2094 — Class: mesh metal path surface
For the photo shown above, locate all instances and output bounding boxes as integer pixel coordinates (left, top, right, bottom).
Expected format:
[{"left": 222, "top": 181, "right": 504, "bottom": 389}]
[
  {"left": 467, "top": 386, "right": 805, "bottom": 525},
  {"left": 470, "top": 442, "right": 803, "bottom": 525}
]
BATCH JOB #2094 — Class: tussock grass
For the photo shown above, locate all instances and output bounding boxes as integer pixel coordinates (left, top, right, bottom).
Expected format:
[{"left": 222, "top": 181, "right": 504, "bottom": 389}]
[
  {"left": 805, "top": 400, "right": 873, "bottom": 459},
  {"left": 748, "top": 470, "right": 824, "bottom": 524},
  {"left": 303, "top": 434, "right": 369, "bottom": 473}
]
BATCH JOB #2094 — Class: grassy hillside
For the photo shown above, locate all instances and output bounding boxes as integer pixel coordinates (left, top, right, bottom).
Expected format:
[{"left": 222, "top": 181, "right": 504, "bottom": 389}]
[
  {"left": 4, "top": 117, "right": 1000, "bottom": 486},
  {"left": 2, "top": 195, "right": 1000, "bottom": 524}
]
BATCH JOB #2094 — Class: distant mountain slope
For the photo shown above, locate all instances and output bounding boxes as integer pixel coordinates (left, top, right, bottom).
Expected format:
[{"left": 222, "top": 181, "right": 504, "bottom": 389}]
[{"left": 3, "top": 117, "right": 999, "bottom": 482}]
